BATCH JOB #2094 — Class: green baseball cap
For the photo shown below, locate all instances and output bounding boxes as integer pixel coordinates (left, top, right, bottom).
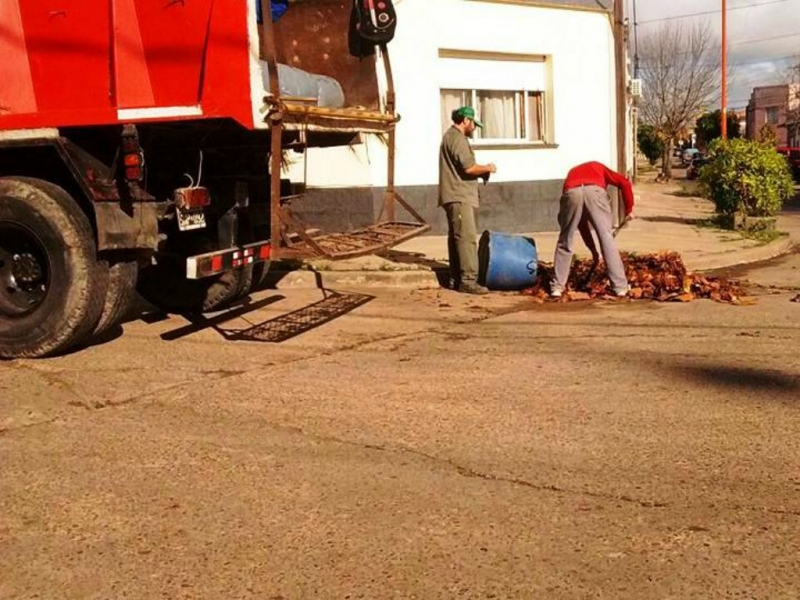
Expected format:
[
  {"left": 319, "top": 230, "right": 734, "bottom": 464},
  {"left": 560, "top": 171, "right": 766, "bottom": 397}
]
[{"left": 454, "top": 106, "right": 484, "bottom": 128}]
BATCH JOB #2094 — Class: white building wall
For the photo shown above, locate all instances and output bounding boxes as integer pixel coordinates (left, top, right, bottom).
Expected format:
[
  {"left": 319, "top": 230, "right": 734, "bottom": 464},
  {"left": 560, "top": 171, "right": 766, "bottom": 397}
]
[{"left": 284, "top": 0, "right": 618, "bottom": 190}]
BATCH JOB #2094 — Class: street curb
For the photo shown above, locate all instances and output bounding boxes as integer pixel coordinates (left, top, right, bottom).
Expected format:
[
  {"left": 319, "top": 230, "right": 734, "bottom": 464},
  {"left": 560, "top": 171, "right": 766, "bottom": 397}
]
[
  {"left": 688, "top": 237, "right": 796, "bottom": 272},
  {"left": 271, "top": 268, "right": 442, "bottom": 290},
  {"left": 269, "top": 238, "right": 797, "bottom": 289}
]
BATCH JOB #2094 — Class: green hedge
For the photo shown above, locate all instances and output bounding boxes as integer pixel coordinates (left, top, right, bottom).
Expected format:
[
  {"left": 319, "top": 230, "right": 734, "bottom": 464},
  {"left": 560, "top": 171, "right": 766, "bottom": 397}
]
[
  {"left": 637, "top": 123, "right": 664, "bottom": 166},
  {"left": 700, "top": 138, "right": 794, "bottom": 217}
]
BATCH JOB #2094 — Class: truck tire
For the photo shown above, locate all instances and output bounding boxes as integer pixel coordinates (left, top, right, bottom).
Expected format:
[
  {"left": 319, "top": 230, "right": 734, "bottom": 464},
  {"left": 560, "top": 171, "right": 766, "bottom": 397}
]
[
  {"left": 137, "top": 258, "right": 252, "bottom": 314},
  {"left": 93, "top": 259, "right": 139, "bottom": 336},
  {"left": 238, "top": 184, "right": 271, "bottom": 296},
  {"left": 203, "top": 264, "right": 253, "bottom": 310},
  {"left": 0, "top": 178, "right": 107, "bottom": 358},
  {"left": 248, "top": 259, "right": 272, "bottom": 294}
]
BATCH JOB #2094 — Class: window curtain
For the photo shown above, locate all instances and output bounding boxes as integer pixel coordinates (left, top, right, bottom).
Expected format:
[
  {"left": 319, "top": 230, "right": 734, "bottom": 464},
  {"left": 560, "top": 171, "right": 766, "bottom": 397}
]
[
  {"left": 478, "top": 91, "right": 516, "bottom": 139},
  {"left": 441, "top": 89, "right": 467, "bottom": 133},
  {"left": 527, "top": 92, "right": 544, "bottom": 141}
]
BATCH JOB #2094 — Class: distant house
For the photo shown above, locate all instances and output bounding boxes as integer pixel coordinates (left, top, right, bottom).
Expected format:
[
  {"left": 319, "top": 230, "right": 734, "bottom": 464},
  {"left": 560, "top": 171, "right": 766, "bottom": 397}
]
[
  {"left": 745, "top": 84, "right": 800, "bottom": 145},
  {"left": 285, "top": 0, "right": 630, "bottom": 235}
]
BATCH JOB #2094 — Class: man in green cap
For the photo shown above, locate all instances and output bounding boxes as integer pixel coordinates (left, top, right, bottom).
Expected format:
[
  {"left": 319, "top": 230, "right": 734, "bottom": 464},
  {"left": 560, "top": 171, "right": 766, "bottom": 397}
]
[{"left": 439, "top": 106, "right": 497, "bottom": 294}]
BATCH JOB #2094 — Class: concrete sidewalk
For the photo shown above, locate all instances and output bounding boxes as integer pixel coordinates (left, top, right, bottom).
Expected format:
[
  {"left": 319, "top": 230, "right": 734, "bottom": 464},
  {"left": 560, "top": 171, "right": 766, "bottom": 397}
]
[{"left": 271, "top": 181, "right": 800, "bottom": 289}]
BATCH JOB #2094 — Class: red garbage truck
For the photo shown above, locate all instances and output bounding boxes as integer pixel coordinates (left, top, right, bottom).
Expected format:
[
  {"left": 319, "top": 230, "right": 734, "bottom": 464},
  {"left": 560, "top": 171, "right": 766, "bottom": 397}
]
[{"left": 0, "top": 0, "right": 425, "bottom": 358}]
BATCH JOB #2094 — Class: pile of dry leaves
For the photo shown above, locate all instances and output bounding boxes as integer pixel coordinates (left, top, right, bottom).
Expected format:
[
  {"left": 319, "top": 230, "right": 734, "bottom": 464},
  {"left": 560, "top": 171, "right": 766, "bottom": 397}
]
[{"left": 523, "top": 251, "right": 754, "bottom": 304}]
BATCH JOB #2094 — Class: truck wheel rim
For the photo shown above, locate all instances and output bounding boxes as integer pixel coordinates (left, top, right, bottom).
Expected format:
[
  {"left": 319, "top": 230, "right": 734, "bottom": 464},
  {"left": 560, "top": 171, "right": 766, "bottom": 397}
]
[{"left": 0, "top": 223, "right": 50, "bottom": 318}]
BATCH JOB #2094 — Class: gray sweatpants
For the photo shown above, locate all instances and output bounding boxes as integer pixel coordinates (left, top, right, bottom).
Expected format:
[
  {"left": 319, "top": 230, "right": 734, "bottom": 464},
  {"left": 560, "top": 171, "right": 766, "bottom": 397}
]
[{"left": 552, "top": 185, "right": 628, "bottom": 292}]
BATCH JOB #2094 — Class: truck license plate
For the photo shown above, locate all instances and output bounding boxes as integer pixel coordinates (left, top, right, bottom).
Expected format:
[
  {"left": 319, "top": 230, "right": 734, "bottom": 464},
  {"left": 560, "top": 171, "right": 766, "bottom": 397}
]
[{"left": 177, "top": 208, "right": 207, "bottom": 232}]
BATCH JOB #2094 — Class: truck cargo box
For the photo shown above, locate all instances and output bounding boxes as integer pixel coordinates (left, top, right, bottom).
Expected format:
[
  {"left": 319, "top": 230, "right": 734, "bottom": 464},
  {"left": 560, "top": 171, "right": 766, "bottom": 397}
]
[{"left": 0, "top": 0, "right": 392, "bottom": 134}]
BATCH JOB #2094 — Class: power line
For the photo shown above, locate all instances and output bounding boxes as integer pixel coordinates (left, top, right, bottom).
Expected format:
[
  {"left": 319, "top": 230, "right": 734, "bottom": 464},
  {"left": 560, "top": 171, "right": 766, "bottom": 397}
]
[
  {"left": 638, "top": 0, "right": 794, "bottom": 25},
  {"left": 731, "top": 31, "right": 800, "bottom": 45},
  {"left": 639, "top": 51, "right": 799, "bottom": 65},
  {"left": 730, "top": 54, "right": 799, "bottom": 66}
]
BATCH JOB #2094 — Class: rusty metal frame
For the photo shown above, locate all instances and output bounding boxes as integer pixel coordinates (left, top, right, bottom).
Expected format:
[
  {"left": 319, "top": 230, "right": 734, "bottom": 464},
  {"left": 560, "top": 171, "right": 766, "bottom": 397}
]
[{"left": 258, "top": 1, "right": 427, "bottom": 261}]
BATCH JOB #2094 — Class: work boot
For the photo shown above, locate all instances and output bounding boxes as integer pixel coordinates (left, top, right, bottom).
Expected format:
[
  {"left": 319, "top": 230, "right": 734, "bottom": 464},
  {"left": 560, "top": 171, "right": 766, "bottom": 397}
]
[{"left": 458, "top": 280, "right": 489, "bottom": 295}]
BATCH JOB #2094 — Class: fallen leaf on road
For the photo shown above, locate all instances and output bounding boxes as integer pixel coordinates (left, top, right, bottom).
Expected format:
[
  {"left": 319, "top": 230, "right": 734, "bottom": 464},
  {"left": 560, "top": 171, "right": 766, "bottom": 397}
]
[
  {"left": 732, "top": 296, "right": 758, "bottom": 306},
  {"left": 524, "top": 252, "right": 750, "bottom": 305},
  {"left": 567, "top": 291, "right": 592, "bottom": 301}
]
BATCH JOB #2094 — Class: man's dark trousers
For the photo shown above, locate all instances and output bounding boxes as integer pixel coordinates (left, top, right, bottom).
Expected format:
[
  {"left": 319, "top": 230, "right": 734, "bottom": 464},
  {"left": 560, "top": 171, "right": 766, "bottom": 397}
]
[{"left": 444, "top": 201, "right": 478, "bottom": 285}]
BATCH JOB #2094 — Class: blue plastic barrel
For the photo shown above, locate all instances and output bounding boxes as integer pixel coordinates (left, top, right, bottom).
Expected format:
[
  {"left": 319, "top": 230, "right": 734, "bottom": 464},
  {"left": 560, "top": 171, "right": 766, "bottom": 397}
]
[{"left": 478, "top": 231, "right": 538, "bottom": 290}]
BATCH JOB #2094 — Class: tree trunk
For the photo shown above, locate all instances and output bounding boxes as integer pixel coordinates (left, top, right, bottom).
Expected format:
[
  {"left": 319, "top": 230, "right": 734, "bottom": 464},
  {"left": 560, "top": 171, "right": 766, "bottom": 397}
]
[{"left": 663, "top": 142, "right": 674, "bottom": 179}]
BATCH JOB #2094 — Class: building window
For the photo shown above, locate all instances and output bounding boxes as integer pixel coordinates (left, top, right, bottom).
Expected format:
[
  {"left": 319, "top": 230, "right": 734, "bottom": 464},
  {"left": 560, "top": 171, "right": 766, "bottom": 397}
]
[
  {"left": 766, "top": 106, "right": 779, "bottom": 125},
  {"left": 437, "top": 50, "right": 552, "bottom": 146},
  {"left": 441, "top": 89, "right": 545, "bottom": 142}
]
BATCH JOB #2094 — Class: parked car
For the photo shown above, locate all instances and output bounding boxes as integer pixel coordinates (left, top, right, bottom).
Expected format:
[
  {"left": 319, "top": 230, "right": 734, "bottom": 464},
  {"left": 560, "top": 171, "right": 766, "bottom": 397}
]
[
  {"left": 681, "top": 148, "right": 700, "bottom": 166},
  {"left": 776, "top": 146, "right": 800, "bottom": 180},
  {"left": 686, "top": 155, "right": 709, "bottom": 180}
]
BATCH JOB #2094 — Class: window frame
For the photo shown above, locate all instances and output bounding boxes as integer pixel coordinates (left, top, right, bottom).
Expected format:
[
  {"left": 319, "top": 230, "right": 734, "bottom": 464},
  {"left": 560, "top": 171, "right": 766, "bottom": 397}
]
[
  {"left": 441, "top": 88, "right": 548, "bottom": 146},
  {"left": 765, "top": 106, "right": 780, "bottom": 126},
  {"left": 438, "top": 50, "right": 555, "bottom": 148}
]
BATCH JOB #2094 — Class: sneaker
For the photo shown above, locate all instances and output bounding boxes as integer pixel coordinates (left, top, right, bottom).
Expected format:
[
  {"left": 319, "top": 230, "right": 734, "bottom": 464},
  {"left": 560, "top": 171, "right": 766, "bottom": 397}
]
[
  {"left": 613, "top": 286, "right": 630, "bottom": 298},
  {"left": 550, "top": 287, "right": 563, "bottom": 299},
  {"left": 458, "top": 281, "right": 490, "bottom": 295}
]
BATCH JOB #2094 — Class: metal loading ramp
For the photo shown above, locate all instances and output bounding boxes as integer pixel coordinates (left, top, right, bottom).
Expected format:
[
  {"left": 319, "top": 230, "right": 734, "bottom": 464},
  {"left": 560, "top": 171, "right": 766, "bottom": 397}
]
[
  {"left": 257, "top": 6, "right": 429, "bottom": 262},
  {"left": 279, "top": 220, "right": 431, "bottom": 260}
]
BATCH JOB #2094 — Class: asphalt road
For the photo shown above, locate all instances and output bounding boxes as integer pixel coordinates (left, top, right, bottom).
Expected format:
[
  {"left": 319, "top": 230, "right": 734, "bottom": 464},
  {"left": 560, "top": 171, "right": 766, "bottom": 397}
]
[{"left": 2, "top": 254, "right": 800, "bottom": 599}]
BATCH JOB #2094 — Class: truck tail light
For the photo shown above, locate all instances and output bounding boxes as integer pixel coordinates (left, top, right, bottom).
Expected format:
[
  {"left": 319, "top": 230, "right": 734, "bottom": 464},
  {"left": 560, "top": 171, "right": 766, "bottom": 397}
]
[
  {"left": 120, "top": 125, "right": 144, "bottom": 182},
  {"left": 174, "top": 187, "right": 211, "bottom": 210},
  {"left": 123, "top": 152, "right": 142, "bottom": 181}
]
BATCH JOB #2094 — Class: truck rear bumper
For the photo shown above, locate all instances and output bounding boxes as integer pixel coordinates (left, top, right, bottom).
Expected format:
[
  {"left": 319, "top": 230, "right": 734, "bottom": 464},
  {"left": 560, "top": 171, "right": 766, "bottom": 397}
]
[{"left": 186, "top": 240, "right": 272, "bottom": 279}]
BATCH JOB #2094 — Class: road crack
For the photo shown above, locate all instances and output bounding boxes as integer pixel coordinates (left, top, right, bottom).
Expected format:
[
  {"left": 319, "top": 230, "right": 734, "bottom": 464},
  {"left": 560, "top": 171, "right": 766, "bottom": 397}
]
[
  {"left": 394, "top": 444, "right": 671, "bottom": 509},
  {"left": 265, "top": 425, "right": 800, "bottom": 517},
  {"left": 257, "top": 422, "right": 671, "bottom": 509}
]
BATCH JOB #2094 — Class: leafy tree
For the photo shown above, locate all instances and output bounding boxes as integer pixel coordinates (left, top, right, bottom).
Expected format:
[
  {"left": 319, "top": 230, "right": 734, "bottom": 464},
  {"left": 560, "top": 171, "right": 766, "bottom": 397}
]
[
  {"left": 637, "top": 123, "right": 664, "bottom": 165},
  {"left": 695, "top": 110, "right": 741, "bottom": 146},
  {"left": 639, "top": 23, "right": 720, "bottom": 178},
  {"left": 700, "top": 138, "right": 794, "bottom": 219},
  {"left": 757, "top": 123, "right": 778, "bottom": 146}
]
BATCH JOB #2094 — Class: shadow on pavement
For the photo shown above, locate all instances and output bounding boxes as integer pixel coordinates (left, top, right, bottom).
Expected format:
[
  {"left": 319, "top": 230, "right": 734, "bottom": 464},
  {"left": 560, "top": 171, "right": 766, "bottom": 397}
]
[
  {"left": 227, "top": 289, "right": 374, "bottom": 343},
  {"left": 639, "top": 215, "right": 702, "bottom": 225},
  {"left": 159, "top": 289, "right": 373, "bottom": 343},
  {"left": 783, "top": 189, "right": 800, "bottom": 213},
  {"left": 159, "top": 294, "right": 287, "bottom": 342},
  {"left": 665, "top": 362, "right": 799, "bottom": 396}
]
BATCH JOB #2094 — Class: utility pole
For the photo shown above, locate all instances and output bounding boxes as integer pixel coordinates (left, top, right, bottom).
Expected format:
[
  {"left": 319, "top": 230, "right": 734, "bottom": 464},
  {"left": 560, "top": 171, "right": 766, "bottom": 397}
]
[
  {"left": 614, "top": 0, "right": 628, "bottom": 221},
  {"left": 633, "top": 0, "right": 639, "bottom": 78},
  {"left": 721, "top": 0, "right": 728, "bottom": 139},
  {"left": 632, "top": 0, "right": 639, "bottom": 182},
  {"left": 614, "top": 0, "right": 627, "bottom": 174}
]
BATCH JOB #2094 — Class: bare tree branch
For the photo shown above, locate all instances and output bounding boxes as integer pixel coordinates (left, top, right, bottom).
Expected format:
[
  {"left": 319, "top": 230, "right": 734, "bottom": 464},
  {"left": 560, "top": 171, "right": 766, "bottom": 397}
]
[
  {"left": 639, "top": 22, "right": 720, "bottom": 176},
  {"left": 785, "top": 62, "right": 800, "bottom": 146}
]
